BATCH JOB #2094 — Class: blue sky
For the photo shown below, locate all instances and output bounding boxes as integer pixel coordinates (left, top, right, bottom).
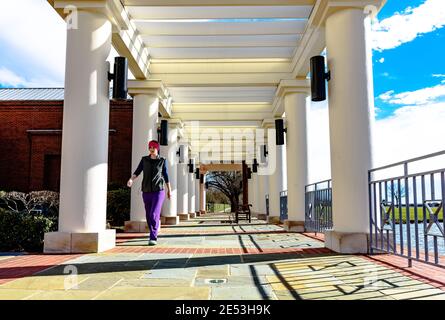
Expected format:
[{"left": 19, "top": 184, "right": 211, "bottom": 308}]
[{"left": 373, "top": 0, "right": 445, "bottom": 119}]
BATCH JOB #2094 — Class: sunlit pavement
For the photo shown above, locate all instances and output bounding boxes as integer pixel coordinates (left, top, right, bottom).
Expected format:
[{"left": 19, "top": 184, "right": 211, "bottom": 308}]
[{"left": 1, "top": 212, "right": 445, "bottom": 300}]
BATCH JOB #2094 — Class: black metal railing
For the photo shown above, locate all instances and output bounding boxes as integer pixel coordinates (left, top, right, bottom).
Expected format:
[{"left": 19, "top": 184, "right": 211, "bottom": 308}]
[
  {"left": 280, "top": 190, "right": 288, "bottom": 222},
  {"left": 369, "top": 150, "right": 445, "bottom": 268},
  {"left": 305, "top": 179, "right": 333, "bottom": 233},
  {"left": 265, "top": 194, "right": 269, "bottom": 216}
]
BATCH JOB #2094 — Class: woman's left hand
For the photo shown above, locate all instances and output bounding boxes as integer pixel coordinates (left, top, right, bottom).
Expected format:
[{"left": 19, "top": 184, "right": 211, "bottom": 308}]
[{"left": 167, "top": 190, "right": 171, "bottom": 200}]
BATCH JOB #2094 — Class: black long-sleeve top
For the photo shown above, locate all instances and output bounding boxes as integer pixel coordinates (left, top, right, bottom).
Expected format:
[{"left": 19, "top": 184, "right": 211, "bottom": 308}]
[{"left": 133, "top": 156, "right": 169, "bottom": 183}]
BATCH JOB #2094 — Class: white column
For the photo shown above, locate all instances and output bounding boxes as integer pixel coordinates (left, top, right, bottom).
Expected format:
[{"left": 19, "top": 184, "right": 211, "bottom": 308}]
[
  {"left": 188, "top": 160, "right": 196, "bottom": 215},
  {"left": 160, "top": 124, "right": 179, "bottom": 225},
  {"left": 126, "top": 94, "right": 158, "bottom": 232},
  {"left": 257, "top": 171, "right": 269, "bottom": 218},
  {"left": 325, "top": 8, "right": 375, "bottom": 253},
  {"left": 44, "top": 11, "right": 115, "bottom": 253},
  {"left": 177, "top": 159, "right": 189, "bottom": 217},
  {"left": 250, "top": 173, "right": 259, "bottom": 214},
  {"left": 268, "top": 143, "right": 286, "bottom": 224},
  {"left": 284, "top": 92, "right": 309, "bottom": 231}
]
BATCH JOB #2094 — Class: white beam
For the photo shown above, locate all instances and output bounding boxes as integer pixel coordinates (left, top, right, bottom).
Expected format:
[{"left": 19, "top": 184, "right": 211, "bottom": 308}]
[
  {"left": 150, "top": 73, "right": 292, "bottom": 86},
  {"left": 140, "top": 35, "right": 301, "bottom": 48},
  {"left": 149, "top": 59, "right": 291, "bottom": 74},
  {"left": 126, "top": 5, "right": 313, "bottom": 19},
  {"left": 147, "top": 47, "right": 295, "bottom": 59},
  {"left": 123, "top": 0, "right": 316, "bottom": 6},
  {"left": 133, "top": 20, "right": 307, "bottom": 36},
  {"left": 173, "top": 112, "right": 272, "bottom": 121}
]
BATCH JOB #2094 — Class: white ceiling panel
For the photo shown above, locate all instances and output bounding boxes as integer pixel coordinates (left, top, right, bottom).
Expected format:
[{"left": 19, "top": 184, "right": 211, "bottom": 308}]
[
  {"left": 140, "top": 34, "right": 301, "bottom": 48},
  {"left": 147, "top": 46, "right": 294, "bottom": 59},
  {"left": 126, "top": 5, "right": 313, "bottom": 19},
  {"left": 133, "top": 20, "right": 307, "bottom": 36}
]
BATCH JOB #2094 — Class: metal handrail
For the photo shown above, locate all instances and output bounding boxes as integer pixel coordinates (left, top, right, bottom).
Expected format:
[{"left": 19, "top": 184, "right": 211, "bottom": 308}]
[
  {"left": 368, "top": 150, "right": 445, "bottom": 268},
  {"left": 369, "top": 150, "right": 445, "bottom": 173}
]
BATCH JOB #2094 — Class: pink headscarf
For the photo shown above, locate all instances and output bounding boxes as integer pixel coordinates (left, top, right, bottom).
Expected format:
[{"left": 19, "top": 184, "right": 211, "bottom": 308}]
[{"left": 148, "top": 140, "right": 160, "bottom": 152}]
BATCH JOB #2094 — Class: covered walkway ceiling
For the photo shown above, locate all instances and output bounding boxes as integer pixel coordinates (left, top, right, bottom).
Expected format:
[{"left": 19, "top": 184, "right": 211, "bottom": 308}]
[
  {"left": 49, "top": 0, "right": 383, "bottom": 159},
  {"left": 50, "top": 0, "right": 326, "bottom": 118},
  {"left": 121, "top": 0, "right": 320, "bottom": 124}
]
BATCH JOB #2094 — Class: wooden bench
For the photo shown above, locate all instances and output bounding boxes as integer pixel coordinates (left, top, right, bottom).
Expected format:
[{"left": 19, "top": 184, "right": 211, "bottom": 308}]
[{"left": 235, "top": 204, "right": 252, "bottom": 223}]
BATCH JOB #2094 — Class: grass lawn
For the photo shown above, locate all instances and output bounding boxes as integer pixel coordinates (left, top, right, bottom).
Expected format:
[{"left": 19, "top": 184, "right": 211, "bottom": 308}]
[
  {"left": 384, "top": 207, "right": 443, "bottom": 224},
  {"left": 212, "top": 203, "right": 230, "bottom": 213}
]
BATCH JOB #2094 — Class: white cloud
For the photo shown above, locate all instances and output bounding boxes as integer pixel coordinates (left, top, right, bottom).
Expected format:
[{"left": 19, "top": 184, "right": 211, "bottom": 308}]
[
  {"left": 378, "top": 90, "right": 394, "bottom": 101},
  {"left": 307, "top": 98, "right": 445, "bottom": 183},
  {"left": 433, "top": 74, "right": 445, "bottom": 78},
  {"left": 378, "top": 58, "right": 385, "bottom": 63},
  {"left": 0, "top": 67, "right": 26, "bottom": 87},
  {"left": 379, "top": 84, "right": 445, "bottom": 105},
  {"left": 0, "top": 0, "right": 67, "bottom": 84},
  {"left": 372, "top": 0, "right": 445, "bottom": 51}
]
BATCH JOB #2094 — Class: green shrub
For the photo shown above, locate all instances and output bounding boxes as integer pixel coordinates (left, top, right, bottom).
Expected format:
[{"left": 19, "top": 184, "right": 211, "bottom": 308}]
[
  {"left": 0, "top": 208, "right": 56, "bottom": 252},
  {"left": 21, "top": 214, "right": 57, "bottom": 252},
  {"left": 107, "top": 188, "right": 130, "bottom": 227}
]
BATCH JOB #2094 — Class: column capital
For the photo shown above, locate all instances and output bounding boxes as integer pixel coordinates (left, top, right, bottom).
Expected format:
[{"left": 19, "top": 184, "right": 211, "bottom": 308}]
[
  {"left": 276, "top": 79, "right": 311, "bottom": 99},
  {"left": 128, "top": 80, "right": 169, "bottom": 99},
  {"left": 53, "top": 1, "right": 150, "bottom": 79},
  {"left": 311, "top": 0, "right": 386, "bottom": 27},
  {"left": 261, "top": 118, "right": 278, "bottom": 129},
  {"left": 129, "top": 80, "right": 172, "bottom": 117},
  {"left": 54, "top": 0, "right": 128, "bottom": 31}
]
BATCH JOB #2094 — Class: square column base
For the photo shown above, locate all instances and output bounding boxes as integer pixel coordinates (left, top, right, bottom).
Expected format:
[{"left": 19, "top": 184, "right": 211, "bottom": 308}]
[
  {"left": 178, "top": 213, "right": 190, "bottom": 221},
  {"left": 283, "top": 220, "right": 305, "bottom": 232},
  {"left": 267, "top": 216, "right": 281, "bottom": 224},
  {"left": 325, "top": 230, "right": 369, "bottom": 254},
  {"left": 162, "top": 216, "right": 179, "bottom": 225},
  {"left": 124, "top": 221, "right": 149, "bottom": 233},
  {"left": 189, "top": 212, "right": 196, "bottom": 218},
  {"left": 195, "top": 211, "right": 201, "bottom": 217},
  {"left": 44, "top": 230, "right": 116, "bottom": 254},
  {"left": 200, "top": 210, "right": 206, "bottom": 215}
]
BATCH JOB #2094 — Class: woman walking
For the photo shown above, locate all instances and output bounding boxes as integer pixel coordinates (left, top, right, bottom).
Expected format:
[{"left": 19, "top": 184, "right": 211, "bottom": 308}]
[{"left": 127, "top": 140, "right": 171, "bottom": 246}]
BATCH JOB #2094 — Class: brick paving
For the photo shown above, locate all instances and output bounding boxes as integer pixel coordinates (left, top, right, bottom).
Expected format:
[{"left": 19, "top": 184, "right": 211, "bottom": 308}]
[{"left": 0, "top": 212, "right": 444, "bottom": 300}]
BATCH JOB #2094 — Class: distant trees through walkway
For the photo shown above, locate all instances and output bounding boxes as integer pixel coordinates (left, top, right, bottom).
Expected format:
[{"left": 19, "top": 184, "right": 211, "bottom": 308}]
[{"left": 206, "top": 171, "right": 242, "bottom": 213}]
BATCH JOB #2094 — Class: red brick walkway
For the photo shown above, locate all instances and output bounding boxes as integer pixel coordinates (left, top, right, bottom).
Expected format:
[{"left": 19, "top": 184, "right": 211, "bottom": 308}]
[
  {"left": 107, "top": 246, "right": 333, "bottom": 255},
  {"left": 0, "top": 254, "right": 81, "bottom": 285}
]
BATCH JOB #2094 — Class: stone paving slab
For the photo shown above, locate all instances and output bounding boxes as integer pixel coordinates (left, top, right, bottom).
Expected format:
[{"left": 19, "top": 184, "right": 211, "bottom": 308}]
[
  {"left": 26, "top": 289, "right": 103, "bottom": 300},
  {"left": 211, "top": 285, "right": 276, "bottom": 300},
  {"left": 142, "top": 268, "right": 197, "bottom": 280},
  {"left": 1, "top": 212, "right": 444, "bottom": 300},
  {"left": 0, "top": 289, "right": 42, "bottom": 300},
  {"left": 94, "top": 286, "right": 211, "bottom": 300}
]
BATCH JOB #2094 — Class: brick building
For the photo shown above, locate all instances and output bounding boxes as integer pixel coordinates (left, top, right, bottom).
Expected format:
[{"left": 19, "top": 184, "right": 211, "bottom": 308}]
[{"left": 0, "top": 88, "right": 133, "bottom": 192}]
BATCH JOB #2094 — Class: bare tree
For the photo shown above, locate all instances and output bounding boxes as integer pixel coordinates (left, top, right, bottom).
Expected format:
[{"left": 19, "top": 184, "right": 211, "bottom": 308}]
[
  {"left": 0, "top": 191, "right": 59, "bottom": 216},
  {"left": 206, "top": 171, "right": 242, "bottom": 212},
  {"left": 386, "top": 182, "right": 406, "bottom": 206}
]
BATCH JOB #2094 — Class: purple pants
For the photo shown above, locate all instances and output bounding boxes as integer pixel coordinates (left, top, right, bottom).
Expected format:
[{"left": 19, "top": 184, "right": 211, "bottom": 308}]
[{"left": 142, "top": 190, "right": 165, "bottom": 240}]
